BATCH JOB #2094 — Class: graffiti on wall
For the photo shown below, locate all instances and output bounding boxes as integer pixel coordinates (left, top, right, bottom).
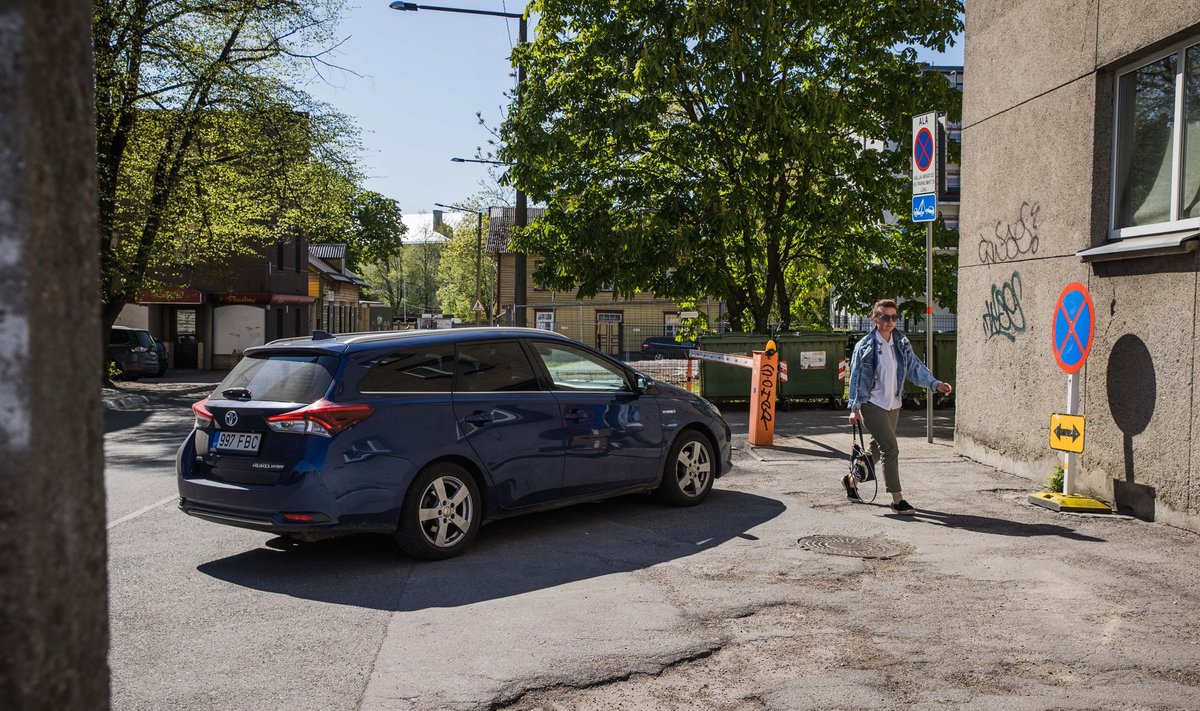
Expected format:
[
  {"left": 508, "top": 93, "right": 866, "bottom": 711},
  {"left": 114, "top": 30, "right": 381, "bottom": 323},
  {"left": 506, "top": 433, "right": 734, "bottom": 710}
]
[
  {"left": 978, "top": 202, "right": 1040, "bottom": 264},
  {"left": 982, "top": 271, "right": 1026, "bottom": 342}
]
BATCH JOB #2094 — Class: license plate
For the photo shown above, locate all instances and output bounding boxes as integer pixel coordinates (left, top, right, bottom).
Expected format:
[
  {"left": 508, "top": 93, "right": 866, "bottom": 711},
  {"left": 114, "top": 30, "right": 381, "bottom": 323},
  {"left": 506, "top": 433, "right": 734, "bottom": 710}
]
[{"left": 213, "top": 431, "right": 261, "bottom": 454}]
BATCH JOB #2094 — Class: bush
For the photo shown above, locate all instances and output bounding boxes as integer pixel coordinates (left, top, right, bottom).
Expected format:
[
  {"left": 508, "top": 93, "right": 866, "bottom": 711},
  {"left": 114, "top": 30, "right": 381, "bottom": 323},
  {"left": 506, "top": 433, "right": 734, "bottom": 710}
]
[{"left": 1046, "top": 464, "right": 1064, "bottom": 493}]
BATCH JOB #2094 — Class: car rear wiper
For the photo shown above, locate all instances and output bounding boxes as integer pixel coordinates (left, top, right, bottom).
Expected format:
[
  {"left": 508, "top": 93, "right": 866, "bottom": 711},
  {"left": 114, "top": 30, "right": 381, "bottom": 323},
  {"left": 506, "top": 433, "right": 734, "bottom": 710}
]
[{"left": 222, "top": 387, "right": 252, "bottom": 400}]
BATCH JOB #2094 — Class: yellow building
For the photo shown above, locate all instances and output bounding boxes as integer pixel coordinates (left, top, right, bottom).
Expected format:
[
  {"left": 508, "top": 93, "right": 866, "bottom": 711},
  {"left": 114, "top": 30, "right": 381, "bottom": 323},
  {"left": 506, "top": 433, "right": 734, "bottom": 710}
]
[{"left": 487, "top": 207, "right": 723, "bottom": 358}]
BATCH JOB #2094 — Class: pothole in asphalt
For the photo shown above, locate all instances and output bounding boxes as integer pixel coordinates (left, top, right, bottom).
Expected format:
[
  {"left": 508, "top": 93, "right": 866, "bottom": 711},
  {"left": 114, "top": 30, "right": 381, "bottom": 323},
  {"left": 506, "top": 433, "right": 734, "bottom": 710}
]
[{"left": 797, "top": 534, "right": 910, "bottom": 559}]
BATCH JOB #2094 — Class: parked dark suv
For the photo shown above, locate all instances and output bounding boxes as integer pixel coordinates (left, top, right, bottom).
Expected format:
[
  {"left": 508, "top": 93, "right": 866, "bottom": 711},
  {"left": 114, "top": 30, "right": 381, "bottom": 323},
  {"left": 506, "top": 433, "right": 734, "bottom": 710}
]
[
  {"left": 639, "top": 336, "right": 695, "bottom": 360},
  {"left": 108, "top": 326, "right": 161, "bottom": 380},
  {"left": 177, "top": 327, "right": 732, "bottom": 559}
]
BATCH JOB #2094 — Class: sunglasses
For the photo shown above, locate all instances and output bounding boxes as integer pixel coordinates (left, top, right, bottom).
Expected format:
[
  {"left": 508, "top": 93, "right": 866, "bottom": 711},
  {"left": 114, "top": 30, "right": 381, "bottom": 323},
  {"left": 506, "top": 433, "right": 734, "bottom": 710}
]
[{"left": 877, "top": 314, "right": 899, "bottom": 322}]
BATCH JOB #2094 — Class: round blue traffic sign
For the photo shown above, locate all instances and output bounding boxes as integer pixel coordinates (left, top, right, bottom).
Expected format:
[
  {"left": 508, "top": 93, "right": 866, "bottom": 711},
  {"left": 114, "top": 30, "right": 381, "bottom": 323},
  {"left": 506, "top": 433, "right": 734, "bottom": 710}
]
[
  {"left": 1052, "top": 282, "right": 1094, "bottom": 374},
  {"left": 914, "top": 127, "right": 934, "bottom": 172}
]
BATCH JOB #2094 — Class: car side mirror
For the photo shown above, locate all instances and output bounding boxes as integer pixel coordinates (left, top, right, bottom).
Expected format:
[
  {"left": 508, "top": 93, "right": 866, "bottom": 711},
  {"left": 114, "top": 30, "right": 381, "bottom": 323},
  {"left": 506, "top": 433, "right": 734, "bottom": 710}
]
[{"left": 633, "top": 374, "right": 651, "bottom": 394}]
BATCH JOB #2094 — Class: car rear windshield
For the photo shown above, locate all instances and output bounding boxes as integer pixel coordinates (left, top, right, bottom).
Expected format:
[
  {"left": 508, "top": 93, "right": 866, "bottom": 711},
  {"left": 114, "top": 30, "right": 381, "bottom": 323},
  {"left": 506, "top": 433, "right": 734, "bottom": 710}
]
[
  {"left": 133, "top": 331, "right": 155, "bottom": 348},
  {"left": 215, "top": 353, "right": 338, "bottom": 404}
]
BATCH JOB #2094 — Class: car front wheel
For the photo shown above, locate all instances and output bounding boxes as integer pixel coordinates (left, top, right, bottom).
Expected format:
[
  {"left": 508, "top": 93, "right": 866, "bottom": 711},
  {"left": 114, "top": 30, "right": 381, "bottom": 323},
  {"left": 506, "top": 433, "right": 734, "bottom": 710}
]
[
  {"left": 656, "top": 430, "right": 715, "bottom": 506},
  {"left": 396, "top": 462, "right": 482, "bottom": 560}
]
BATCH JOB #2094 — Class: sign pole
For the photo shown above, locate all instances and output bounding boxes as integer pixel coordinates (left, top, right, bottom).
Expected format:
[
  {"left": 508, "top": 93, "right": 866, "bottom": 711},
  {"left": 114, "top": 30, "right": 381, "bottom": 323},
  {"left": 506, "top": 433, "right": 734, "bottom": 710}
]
[
  {"left": 926, "top": 220, "right": 934, "bottom": 444},
  {"left": 1063, "top": 373, "right": 1079, "bottom": 494},
  {"left": 1030, "top": 281, "right": 1110, "bottom": 513}
]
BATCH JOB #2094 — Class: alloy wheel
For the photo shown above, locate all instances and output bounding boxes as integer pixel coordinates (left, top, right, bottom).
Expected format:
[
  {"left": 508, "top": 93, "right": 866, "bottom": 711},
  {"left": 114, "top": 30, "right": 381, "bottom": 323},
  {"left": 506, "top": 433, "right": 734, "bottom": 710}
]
[
  {"left": 417, "top": 475, "right": 474, "bottom": 548},
  {"left": 674, "top": 440, "right": 712, "bottom": 497}
]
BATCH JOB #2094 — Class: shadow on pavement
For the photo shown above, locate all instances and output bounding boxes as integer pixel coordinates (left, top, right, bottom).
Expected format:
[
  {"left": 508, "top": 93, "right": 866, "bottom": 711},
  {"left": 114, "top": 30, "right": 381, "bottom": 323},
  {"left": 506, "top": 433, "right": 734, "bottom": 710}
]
[
  {"left": 197, "top": 489, "right": 785, "bottom": 612},
  {"left": 893, "top": 508, "right": 1106, "bottom": 542},
  {"left": 104, "top": 409, "right": 153, "bottom": 434}
]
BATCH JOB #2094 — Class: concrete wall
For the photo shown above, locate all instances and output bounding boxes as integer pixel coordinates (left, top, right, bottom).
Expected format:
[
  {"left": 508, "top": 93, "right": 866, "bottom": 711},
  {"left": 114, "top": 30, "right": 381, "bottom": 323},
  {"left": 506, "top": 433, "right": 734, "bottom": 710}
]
[
  {"left": 213, "top": 304, "right": 264, "bottom": 370},
  {"left": 960, "top": 1, "right": 1200, "bottom": 531}
]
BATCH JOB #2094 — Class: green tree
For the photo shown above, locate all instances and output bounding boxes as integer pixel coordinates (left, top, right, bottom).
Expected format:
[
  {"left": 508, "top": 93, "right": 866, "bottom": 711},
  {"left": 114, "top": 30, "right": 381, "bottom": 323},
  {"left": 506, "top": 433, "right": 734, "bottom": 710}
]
[
  {"left": 94, "top": 0, "right": 359, "bottom": 332},
  {"left": 402, "top": 225, "right": 446, "bottom": 314},
  {"left": 501, "top": 1, "right": 962, "bottom": 332},
  {"left": 346, "top": 190, "right": 406, "bottom": 270},
  {"left": 436, "top": 208, "right": 495, "bottom": 322}
]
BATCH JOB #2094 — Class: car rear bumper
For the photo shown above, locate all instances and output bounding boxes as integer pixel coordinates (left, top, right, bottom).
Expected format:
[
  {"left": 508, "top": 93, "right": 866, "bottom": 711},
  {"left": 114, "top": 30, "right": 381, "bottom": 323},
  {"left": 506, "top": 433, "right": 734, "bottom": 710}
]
[{"left": 175, "top": 435, "right": 406, "bottom": 534}]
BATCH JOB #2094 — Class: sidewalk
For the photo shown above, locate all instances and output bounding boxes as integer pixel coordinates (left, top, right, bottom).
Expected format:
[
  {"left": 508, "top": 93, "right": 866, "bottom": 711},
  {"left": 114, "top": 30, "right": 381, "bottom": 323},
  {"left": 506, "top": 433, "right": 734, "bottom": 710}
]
[{"left": 102, "top": 370, "right": 226, "bottom": 410}]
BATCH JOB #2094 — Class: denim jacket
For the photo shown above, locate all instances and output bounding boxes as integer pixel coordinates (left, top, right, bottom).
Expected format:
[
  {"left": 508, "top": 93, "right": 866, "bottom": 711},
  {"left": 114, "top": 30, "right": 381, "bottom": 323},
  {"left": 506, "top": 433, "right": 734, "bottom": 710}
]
[{"left": 847, "top": 327, "right": 941, "bottom": 412}]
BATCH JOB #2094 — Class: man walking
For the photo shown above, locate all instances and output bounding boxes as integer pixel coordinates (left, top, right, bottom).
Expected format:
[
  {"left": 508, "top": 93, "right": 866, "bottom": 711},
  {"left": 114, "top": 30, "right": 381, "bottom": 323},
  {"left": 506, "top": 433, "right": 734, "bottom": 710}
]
[{"left": 845, "top": 299, "right": 953, "bottom": 513}]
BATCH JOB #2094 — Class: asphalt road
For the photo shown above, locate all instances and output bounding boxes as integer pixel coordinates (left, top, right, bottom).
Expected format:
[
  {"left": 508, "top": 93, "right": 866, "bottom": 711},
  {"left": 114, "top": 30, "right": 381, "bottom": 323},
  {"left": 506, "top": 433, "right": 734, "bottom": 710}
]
[{"left": 105, "top": 388, "right": 1200, "bottom": 710}]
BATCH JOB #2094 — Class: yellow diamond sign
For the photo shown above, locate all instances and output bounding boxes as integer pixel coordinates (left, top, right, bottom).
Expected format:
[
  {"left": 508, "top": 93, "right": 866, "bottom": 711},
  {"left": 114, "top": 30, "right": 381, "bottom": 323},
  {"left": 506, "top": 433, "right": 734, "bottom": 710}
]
[{"left": 1049, "top": 413, "right": 1085, "bottom": 454}]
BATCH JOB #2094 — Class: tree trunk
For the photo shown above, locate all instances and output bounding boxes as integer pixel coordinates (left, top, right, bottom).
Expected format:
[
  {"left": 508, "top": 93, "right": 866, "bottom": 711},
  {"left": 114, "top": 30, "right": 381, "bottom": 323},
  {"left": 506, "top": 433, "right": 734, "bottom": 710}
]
[{"left": 0, "top": 1, "right": 109, "bottom": 706}]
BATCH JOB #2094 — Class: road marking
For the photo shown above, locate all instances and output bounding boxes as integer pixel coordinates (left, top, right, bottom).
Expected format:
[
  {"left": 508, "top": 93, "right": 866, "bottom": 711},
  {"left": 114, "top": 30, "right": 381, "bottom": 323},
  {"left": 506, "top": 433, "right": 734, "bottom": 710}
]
[{"left": 107, "top": 495, "right": 177, "bottom": 530}]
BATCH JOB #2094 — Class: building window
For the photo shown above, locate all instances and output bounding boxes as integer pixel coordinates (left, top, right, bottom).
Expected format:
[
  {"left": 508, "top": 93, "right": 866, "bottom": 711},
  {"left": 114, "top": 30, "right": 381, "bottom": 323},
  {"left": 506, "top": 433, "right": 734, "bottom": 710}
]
[
  {"left": 1111, "top": 40, "right": 1200, "bottom": 237},
  {"left": 535, "top": 309, "right": 555, "bottom": 331},
  {"left": 663, "top": 312, "right": 679, "bottom": 338}
]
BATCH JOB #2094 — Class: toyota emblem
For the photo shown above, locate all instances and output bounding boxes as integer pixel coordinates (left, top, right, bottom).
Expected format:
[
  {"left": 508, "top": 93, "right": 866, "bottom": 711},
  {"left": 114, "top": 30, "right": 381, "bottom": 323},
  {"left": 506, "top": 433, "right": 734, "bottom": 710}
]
[{"left": 224, "top": 410, "right": 239, "bottom": 427}]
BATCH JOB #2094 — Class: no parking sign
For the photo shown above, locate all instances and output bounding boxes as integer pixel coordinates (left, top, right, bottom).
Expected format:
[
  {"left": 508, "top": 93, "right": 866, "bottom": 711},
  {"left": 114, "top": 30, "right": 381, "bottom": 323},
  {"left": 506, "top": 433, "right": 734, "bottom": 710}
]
[{"left": 1052, "top": 282, "right": 1094, "bottom": 374}]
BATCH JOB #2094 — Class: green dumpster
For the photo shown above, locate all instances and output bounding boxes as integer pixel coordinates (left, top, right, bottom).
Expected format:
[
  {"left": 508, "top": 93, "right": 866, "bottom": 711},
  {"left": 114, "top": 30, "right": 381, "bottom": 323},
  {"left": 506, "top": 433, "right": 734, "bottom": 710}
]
[
  {"left": 775, "top": 332, "right": 848, "bottom": 407},
  {"left": 933, "top": 332, "right": 957, "bottom": 407},
  {"left": 697, "top": 333, "right": 771, "bottom": 402},
  {"left": 897, "top": 331, "right": 956, "bottom": 405},
  {"left": 902, "top": 331, "right": 927, "bottom": 401}
]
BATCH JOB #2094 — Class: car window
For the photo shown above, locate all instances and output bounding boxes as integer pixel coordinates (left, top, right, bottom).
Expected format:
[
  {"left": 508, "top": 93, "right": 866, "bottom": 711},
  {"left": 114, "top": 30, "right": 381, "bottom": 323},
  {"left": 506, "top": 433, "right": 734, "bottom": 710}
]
[
  {"left": 109, "top": 330, "right": 130, "bottom": 346},
  {"left": 532, "top": 342, "right": 631, "bottom": 392},
  {"left": 455, "top": 341, "right": 541, "bottom": 392},
  {"left": 215, "top": 354, "right": 338, "bottom": 403},
  {"left": 358, "top": 344, "right": 457, "bottom": 393},
  {"left": 133, "top": 331, "right": 155, "bottom": 348}
]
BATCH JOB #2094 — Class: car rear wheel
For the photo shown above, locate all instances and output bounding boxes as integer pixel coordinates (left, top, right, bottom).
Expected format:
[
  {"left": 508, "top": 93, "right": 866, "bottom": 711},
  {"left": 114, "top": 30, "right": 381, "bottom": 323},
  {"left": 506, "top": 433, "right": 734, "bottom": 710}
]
[
  {"left": 656, "top": 430, "right": 715, "bottom": 506},
  {"left": 396, "top": 462, "right": 481, "bottom": 560}
]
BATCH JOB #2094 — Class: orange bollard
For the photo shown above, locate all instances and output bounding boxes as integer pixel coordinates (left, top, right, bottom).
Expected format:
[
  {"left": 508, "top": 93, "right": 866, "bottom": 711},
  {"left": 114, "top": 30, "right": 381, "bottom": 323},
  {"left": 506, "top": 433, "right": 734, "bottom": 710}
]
[{"left": 748, "top": 339, "right": 779, "bottom": 447}]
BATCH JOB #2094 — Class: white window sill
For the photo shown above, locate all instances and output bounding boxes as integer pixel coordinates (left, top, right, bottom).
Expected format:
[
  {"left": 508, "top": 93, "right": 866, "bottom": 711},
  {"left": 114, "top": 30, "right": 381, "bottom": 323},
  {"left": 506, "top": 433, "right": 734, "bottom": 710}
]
[{"left": 1078, "top": 231, "right": 1200, "bottom": 262}]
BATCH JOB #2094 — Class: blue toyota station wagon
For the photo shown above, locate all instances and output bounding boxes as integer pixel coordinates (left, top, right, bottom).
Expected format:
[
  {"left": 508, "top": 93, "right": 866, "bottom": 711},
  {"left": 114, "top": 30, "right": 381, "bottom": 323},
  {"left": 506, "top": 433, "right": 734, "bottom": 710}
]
[{"left": 177, "top": 327, "right": 732, "bottom": 559}]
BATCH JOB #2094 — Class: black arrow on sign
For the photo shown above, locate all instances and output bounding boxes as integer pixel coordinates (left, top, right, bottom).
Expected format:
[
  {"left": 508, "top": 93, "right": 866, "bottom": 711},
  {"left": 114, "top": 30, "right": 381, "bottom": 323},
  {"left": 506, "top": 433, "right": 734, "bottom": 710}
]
[{"left": 1054, "top": 424, "right": 1080, "bottom": 441}]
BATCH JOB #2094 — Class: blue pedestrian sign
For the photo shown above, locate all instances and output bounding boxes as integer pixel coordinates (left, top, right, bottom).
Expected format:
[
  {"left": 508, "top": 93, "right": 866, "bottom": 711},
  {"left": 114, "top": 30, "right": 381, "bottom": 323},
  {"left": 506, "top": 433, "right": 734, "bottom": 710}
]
[
  {"left": 1052, "top": 282, "right": 1095, "bottom": 374},
  {"left": 912, "top": 193, "right": 937, "bottom": 222}
]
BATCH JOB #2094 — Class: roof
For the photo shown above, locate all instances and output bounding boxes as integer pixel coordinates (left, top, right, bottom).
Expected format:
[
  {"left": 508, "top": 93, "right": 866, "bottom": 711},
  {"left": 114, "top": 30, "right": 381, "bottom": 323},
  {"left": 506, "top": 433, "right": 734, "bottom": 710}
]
[
  {"left": 308, "top": 254, "right": 353, "bottom": 283},
  {"left": 309, "top": 243, "right": 347, "bottom": 260},
  {"left": 344, "top": 268, "right": 369, "bottom": 287},
  {"left": 249, "top": 326, "right": 573, "bottom": 357},
  {"left": 487, "top": 206, "right": 546, "bottom": 254},
  {"left": 309, "top": 249, "right": 368, "bottom": 287}
]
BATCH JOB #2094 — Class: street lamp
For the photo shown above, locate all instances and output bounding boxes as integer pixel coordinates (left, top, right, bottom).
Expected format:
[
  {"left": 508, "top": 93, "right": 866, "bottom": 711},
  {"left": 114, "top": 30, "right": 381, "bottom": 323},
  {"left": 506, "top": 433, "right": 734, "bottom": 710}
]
[
  {"left": 451, "top": 157, "right": 511, "bottom": 165},
  {"left": 390, "top": 1, "right": 529, "bottom": 326},
  {"left": 434, "top": 202, "right": 485, "bottom": 325}
]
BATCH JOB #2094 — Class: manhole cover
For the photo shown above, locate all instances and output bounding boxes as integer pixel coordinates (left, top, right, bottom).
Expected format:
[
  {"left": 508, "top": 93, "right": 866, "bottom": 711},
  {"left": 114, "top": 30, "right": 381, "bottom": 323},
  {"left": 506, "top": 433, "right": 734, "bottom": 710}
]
[{"left": 797, "top": 535, "right": 908, "bottom": 559}]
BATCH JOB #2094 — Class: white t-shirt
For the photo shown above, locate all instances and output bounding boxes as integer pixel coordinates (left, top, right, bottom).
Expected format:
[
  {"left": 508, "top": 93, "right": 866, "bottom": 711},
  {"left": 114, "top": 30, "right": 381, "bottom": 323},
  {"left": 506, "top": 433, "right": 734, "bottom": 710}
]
[{"left": 868, "top": 331, "right": 902, "bottom": 411}]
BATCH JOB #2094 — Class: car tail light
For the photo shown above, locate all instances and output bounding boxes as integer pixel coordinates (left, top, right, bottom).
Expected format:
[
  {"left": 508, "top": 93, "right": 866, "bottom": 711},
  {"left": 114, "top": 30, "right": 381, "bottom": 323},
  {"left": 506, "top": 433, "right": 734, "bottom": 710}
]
[
  {"left": 191, "top": 398, "right": 213, "bottom": 429},
  {"left": 130, "top": 346, "right": 149, "bottom": 353},
  {"left": 265, "top": 399, "right": 375, "bottom": 438}
]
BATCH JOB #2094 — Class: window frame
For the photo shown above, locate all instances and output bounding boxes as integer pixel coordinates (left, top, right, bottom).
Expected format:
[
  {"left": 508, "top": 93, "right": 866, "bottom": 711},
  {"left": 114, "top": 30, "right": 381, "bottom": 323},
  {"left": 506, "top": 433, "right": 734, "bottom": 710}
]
[
  {"left": 534, "top": 308, "right": 556, "bottom": 331},
  {"left": 453, "top": 339, "right": 545, "bottom": 394},
  {"left": 1110, "top": 37, "right": 1200, "bottom": 239},
  {"left": 527, "top": 339, "right": 635, "bottom": 394},
  {"left": 355, "top": 344, "right": 458, "bottom": 395}
]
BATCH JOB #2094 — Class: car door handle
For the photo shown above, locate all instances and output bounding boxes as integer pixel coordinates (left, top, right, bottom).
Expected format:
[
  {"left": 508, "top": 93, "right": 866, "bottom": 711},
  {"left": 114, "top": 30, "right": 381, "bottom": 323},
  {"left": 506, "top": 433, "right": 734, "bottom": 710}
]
[
  {"left": 463, "top": 412, "right": 493, "bottom": 425},
  {"left": 565, "top": 410, "right": 588, "bottom": 422}
]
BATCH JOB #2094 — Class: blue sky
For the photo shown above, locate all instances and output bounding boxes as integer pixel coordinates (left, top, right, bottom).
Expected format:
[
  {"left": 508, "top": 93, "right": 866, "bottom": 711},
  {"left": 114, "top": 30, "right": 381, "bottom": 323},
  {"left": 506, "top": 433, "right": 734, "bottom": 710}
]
[{"left": 307, "top": 2, "right": 964, "bottom": 230}]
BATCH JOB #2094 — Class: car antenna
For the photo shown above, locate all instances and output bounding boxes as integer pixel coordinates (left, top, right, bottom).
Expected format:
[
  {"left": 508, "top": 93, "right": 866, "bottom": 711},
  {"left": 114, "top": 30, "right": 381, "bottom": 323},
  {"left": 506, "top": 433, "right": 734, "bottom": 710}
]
[{"left": 311, "top": 330, "right": 335, "bottom": 340}]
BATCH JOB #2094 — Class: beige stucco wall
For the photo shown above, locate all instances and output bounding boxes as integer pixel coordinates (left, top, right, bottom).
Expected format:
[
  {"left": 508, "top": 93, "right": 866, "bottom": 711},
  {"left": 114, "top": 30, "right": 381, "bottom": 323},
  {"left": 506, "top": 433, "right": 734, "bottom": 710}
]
[{"left": 960, "top": 1, "right": 1200, "bottom": 531}]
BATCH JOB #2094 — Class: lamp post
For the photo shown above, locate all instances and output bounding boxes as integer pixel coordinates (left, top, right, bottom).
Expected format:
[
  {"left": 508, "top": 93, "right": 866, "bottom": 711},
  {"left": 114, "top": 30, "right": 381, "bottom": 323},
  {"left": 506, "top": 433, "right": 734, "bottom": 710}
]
[
  {"left": 434, "top": 202, "right": 485, "bottom": 325},
  {"left": 390, "top": 1, "right": 529, "bottom": 326}
]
